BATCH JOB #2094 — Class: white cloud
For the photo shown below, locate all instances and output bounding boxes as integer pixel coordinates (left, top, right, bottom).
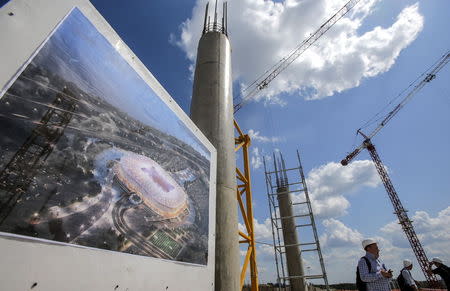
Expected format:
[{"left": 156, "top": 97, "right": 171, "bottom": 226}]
[
  {"left": 239, "top": 217, "right": 273, "bottom": 242},
  {"left": 302, "top": 160, "right": 380, "bottom": 218},
  {"left": 248, "top": 129, "right": 283, "bottom": 143},
  {"left": 237, "top": 160, "right": 382, "bottom": 283},
  {"left": 174, "top": 0, "right": 423, "bottom": 105},
  {"left": 381, "top": 206, "right": 450, "bottom": 258},
  {"left": 318, "top": 208, "right": 450, "bottom": 283},
  {"left": 321, "top": 218, "right": 364, "bottom": 248},
  {"left": 311, "top": 195, "right": 351, "bottom": 219},
  {"left": 239, "top": 210, "right": 449, "bottom": 284},
  {"left": 250, "top": 147, "right": 263, "bottom": 169},
  {"left": 238, "top": 163, "right": 448, "bottom": 284},
  {"left": 239, "top": 218, "right": 279, "bottom": 283},
  {"left": 253, "top": 217, "right": 274, "bottom": 241}
]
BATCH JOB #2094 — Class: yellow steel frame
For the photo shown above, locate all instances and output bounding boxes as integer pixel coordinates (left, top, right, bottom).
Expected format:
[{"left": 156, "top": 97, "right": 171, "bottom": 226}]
[{"left": 234, "top": 120, "right": 259, "bottom": 291}]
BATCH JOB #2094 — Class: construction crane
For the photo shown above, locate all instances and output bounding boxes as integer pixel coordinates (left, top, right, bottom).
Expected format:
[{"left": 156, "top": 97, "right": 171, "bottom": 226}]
[
  {"left": 234, "top": 0, "right": 363, "bottom": 113},
  {"left": 341, "top": 51, "right": 450, "bottom": 287}
]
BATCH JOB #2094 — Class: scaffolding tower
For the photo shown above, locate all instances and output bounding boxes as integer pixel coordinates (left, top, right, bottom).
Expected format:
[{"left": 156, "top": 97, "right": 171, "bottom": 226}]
[{"left": 263, "top": 150, "right": 329, "bottom": 291}]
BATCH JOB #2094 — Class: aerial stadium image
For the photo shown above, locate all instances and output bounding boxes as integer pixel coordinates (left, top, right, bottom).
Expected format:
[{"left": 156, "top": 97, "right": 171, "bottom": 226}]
[{"left": 0, "top": 7, "right": 211, "bottom": 265}]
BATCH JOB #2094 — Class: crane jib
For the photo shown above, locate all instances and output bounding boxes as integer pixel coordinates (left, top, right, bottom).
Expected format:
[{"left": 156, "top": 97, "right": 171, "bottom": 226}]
[{"left": 341, "top": 51, "right": 450, "bottom": 165}]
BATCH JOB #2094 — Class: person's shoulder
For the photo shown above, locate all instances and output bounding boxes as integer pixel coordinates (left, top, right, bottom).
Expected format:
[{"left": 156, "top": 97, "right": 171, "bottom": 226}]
[
  {"left": 357, "top": 256, "right": 369, "bottom": 266},
  {"left": 359, "top": 255, "right": 370, "bottom": 261}
]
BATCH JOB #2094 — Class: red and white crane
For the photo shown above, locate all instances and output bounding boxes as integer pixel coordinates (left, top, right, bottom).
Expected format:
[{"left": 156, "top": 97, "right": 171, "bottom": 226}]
[{"left": 341, "top": 51, "right": 450, "bottom": 287}]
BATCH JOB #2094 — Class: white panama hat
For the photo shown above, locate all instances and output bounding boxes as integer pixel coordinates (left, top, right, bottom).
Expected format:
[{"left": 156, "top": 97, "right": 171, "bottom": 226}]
[
  {"left": 362, "top": 238, "right": 377, "bottom": 249},
  {"left": 432, "top": 257, "right": 443, "bottom": 264}
]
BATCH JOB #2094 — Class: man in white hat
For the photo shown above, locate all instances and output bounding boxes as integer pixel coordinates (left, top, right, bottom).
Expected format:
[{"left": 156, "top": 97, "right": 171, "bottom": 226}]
[
  {"left": 428, "top": 257, "right": 450, "bottom": 289},
  {"left": 356, "top": 238, "right": 393, "bottom": 291},
  {"left": 397, "top": 259, "right": 418, "bottom": 291}
]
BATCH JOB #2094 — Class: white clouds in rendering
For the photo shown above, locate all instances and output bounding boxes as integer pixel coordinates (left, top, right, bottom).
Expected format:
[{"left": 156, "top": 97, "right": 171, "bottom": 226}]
[{"left": 174, "top": 0, "right": 423, "bottom": 105}]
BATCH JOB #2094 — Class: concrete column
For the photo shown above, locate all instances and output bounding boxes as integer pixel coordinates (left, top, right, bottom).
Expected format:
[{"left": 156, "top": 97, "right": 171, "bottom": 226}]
[
  {"left": 190, "top": 31, "right": 239, "bottom": 291},
  {"left": 278, "top": 186, "right": 306, "bottom": 291}
]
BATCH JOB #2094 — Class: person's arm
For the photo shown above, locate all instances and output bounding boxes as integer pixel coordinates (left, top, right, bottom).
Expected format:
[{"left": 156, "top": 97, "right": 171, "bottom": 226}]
[{"left": 358, "top": 258, "right": 383, "bottom": 282}]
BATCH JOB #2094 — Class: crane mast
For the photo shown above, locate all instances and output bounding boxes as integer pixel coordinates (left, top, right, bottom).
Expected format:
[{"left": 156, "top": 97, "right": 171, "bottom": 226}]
[
  {"left": 340, "top": 51, "right": 450, "bottom": 287},
  {"left": 363, "top": 139, "right": 439, "bottom": 286},
  {"left": 234, "top": 0, "right": 363, "bottom": 113}
]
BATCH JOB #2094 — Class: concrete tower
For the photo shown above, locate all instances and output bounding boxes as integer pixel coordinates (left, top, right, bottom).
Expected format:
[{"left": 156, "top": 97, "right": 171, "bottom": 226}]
[
  {"left": 274, "top": 153, "right": 306, "bottom": 291},
  {"left": 190, "top": 2, "right": 239, "bottom": 290}
]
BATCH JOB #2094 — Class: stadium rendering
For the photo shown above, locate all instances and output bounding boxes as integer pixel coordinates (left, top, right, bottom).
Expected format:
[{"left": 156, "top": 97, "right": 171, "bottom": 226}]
[{"left": 113, "top": 152, "right": 189, "bottom": 219}]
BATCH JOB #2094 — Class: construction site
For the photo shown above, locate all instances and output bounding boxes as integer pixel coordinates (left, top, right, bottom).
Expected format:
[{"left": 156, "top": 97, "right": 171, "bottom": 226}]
[{"left": 0, "top": 0, "right": 449, "bottom": 290}]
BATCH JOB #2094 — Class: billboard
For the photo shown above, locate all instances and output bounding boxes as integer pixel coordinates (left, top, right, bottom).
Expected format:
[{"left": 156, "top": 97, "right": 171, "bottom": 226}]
[{"left": 0, "top": 6, "right": 212, "bottom": 267}]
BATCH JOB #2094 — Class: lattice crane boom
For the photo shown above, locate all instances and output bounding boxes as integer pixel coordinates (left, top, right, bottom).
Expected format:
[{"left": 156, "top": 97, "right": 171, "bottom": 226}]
[
  {"left": 364, "top": 140, "right": 439, "bottom": 286},
  {"left": 341, "top": 51, "right": 450, "bottom": 165},
  {"left": 234, "top": 0, "right": 363, "bottom": 113}
]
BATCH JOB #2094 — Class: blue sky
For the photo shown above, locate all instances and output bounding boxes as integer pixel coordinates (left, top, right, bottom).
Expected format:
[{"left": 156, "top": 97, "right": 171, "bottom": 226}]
[{"left": 89, "top": 0, "right": 450, "bottom": 284}]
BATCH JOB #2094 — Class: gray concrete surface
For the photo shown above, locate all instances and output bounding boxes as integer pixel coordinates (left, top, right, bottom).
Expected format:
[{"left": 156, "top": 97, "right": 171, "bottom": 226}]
[
  {"left": 278, "top": 186, "right": 306, "bottom": 291},
  {"left": 190, "top": 30, "right": 240, "bottom": 291}
]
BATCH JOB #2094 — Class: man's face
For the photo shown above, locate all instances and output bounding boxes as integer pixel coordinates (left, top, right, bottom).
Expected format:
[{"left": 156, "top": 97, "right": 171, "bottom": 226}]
[
  {"left": 407, "top": 264, "right": 413, "bottom": 270},
  {"left": 367, "top": 243, "right": 380, "bottom": 258}
]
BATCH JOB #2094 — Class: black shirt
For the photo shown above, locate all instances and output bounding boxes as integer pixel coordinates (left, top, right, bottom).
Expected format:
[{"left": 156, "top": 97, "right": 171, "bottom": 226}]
[{"left": 432, "top": 264, "right": 450, "bottom": 289}]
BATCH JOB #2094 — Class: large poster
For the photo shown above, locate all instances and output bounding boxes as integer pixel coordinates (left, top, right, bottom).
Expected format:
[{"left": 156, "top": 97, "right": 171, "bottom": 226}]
[{"left": 0, "top": 7, "right": 211, "bottom": 265}]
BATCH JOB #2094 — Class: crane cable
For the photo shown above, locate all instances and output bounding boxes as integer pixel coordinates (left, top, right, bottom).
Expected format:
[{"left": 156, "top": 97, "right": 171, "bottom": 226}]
[
  {"left": 358, "top": 52, "right": 449, "bottom": 132},
  {"left": 349, "top": 52, "right": 449, "bottom": 152},
  {"left": 343, "top": 50, "right": 450, "bottom": 164},
  {"left": 363, "top": 51, "right": 450, "bottom": 142}
]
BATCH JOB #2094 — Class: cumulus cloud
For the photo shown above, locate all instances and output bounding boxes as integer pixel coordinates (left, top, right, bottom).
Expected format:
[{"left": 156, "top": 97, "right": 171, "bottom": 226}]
[
  {"left": 253, "top": 217, "right": 274, "bottom": 241},
  {"left": 317, "top": 208, "right": 450, "bottom": 283},
  {"left": 239, "top": 217, "right": 273, "bottom": 242},
  {"left": 173, "top": 0, "right": 423, "bottom": 105},
  {"left": 238, "top": 217, "right": 279, "bottom": 282},
  {"left": 238, "top": 159, "right": 382, "bottom": 282},
  {"left": 321, "top": 206, "right": 450, "bottom": 282},
  {"left": 250, "top": 147, "right": 263, "bottom": 169},
  {"left": 381, "top": 206, "right": 450, "bottom": 258},
  {"left": 248, "top": 129, "right": 283, "bottom": 143},
  {"left": 301, "top": 160, "right": 380, "bottom": 218},
  {"left": 238, "top": 205, "right": 449, "bottom": 283},
  {"left": 321, "top": 218, "right": 364, "bottom": 248}
]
